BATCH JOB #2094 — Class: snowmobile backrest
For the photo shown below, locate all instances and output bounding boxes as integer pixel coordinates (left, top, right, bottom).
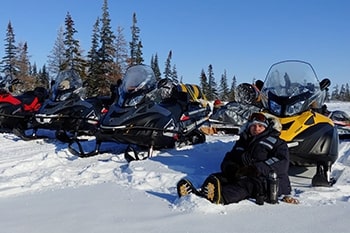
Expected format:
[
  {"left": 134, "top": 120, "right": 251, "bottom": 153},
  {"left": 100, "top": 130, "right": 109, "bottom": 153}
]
[
  {"left": 157, "top": 78, "right": 177, "bottom": 100},
  {"left": 177, "top": 84, "right": 209, "bottom": 108},
  {"left": 34, "top": 87, "right": 49, "bottom": 102}
]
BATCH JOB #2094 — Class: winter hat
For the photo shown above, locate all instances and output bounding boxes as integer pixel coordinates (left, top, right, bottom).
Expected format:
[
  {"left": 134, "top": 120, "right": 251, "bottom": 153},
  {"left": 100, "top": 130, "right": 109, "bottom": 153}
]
[
  {"left": 214, "top": 99, "right": 223, "bottom": 107},
  {"left": 248, "top": 112, "right": 269, "bottom": 128}
]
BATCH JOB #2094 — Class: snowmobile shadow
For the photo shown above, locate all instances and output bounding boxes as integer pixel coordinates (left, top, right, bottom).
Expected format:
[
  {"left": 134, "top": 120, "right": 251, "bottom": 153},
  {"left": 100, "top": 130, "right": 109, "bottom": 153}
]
[
  {"left": 13, "top": 128, "right": 71, "bottom": 155},
  {"left": 150, "top": 140, "right": 232, "bottom": 179},
  {"left": 146, "top": 190, "right": 178, "bottom": 204}
]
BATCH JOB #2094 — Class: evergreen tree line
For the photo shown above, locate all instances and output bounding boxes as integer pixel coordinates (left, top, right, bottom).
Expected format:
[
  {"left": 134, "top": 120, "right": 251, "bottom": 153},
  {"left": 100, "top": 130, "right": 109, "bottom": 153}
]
[
  {"left": 0, "top": 0, "right": 245, "bottom": 102},
  {"left": 0, "top": 0, "right": 347, "bottom": 102}
]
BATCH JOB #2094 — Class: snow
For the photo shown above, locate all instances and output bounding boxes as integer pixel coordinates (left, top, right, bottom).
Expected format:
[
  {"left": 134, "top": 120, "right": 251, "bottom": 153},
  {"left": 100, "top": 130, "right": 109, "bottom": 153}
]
[{"left": 1, "top": 102, "right": 350, "bottom": 233}]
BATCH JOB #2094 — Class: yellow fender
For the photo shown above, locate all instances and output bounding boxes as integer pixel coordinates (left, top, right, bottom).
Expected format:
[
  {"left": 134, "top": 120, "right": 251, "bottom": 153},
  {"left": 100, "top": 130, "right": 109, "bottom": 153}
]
[{"left": 278, "top": 110, "right": 334, "bottom": 142}]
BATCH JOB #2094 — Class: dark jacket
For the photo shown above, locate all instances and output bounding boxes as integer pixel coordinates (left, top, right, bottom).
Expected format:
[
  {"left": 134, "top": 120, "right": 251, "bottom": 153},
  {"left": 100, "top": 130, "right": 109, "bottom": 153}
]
[{"left": 220, "top": 114, "right": 291, "bottom": 196}]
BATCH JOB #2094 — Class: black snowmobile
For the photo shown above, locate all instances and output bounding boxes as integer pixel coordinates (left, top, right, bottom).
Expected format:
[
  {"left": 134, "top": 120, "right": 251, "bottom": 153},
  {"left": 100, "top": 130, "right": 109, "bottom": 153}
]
[
  {"left": 68, "top": 65, "right": 210, "bottom": 161},
  {"left": 0, "top": 76, "right": 48, "bottom": 133},
  {"left": 18, "top": 69, "right": 102, "bottom": 142}
]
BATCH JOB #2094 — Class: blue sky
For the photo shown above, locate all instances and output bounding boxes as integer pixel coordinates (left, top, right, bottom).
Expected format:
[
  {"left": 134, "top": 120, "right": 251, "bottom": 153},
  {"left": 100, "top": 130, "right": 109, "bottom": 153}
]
[{"left": 0, "top": 0, "right": 349, "bottom": 89}]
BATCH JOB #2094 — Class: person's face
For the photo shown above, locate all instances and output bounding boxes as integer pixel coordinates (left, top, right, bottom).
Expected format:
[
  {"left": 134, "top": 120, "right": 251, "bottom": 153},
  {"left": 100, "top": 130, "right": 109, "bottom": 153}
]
[{"left": 249, "top": 123, "right": 266, "bottom": 136}]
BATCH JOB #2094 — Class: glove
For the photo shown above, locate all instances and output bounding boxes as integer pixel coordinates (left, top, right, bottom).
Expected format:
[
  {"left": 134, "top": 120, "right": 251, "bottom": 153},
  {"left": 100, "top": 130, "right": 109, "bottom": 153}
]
[
  {"left": 237, "top": 165, "right": 260, "bottom": 177},
  {"left": 241, "top": 152, "right": 252, "bottom": 166},
  {"left": 221, "top": 161, "right": 240, "bottom": 178}
]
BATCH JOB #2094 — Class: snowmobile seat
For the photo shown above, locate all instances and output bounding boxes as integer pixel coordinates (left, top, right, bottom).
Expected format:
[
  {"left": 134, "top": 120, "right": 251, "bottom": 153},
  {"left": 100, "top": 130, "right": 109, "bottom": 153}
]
[{"left": 159, "top": 91, "right": 189, "bottom": 120}]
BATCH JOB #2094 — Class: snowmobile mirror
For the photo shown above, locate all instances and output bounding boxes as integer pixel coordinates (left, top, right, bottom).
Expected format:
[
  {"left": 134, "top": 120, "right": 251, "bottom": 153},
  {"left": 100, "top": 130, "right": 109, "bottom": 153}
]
[
  {"left": 116, "top": 78, "right": 122, "bottom": 87},
  {"left": 255, "top": 80, "right": 264, "bottom": 91},
  {"left": 320, "top": 78, "right": 330, "bottom": 91}
]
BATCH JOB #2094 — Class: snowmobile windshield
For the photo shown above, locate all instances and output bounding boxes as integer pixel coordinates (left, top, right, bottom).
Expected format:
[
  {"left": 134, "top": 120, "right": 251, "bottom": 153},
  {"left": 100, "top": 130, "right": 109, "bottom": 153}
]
[
  {"left": 118, "top": 65, "right": 157, "bottom": 107},
  {"left": 260, "top": 60, "right": 324, "bottom": 117},
  {"left": 51, "top": 69, "right": 84, "bottom": 102}
]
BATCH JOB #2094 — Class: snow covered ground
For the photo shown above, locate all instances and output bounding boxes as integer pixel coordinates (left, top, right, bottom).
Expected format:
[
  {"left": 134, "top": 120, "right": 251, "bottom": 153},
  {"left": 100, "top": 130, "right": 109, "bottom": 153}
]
[{"left": 1, "top": 102, "right": 350, "bottom": 233}]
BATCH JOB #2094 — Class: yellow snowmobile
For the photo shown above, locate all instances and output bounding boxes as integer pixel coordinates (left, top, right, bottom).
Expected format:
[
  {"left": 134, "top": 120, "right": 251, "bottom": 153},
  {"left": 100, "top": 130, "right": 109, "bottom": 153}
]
[{"left": 255, "top": 60, "right": 338, "bottom": 187}]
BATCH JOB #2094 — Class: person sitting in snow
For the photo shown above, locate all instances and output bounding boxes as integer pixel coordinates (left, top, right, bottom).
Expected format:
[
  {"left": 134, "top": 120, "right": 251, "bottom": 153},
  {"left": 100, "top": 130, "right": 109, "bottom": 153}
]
[{"left": 177, "top": 112, "right": 296, "bottom": 205}]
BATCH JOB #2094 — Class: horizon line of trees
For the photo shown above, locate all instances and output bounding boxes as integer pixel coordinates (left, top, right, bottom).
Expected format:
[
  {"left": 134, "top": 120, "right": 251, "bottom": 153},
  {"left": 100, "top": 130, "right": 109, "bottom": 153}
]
[{"left": 0, "top": 0, "right": 348, "bottom": 102}]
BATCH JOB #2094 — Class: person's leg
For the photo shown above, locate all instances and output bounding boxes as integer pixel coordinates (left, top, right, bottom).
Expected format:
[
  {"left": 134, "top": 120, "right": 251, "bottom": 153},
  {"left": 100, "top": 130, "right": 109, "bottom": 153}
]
[{"left": 221, "top": 178, "right": 255, "bottom": 204}]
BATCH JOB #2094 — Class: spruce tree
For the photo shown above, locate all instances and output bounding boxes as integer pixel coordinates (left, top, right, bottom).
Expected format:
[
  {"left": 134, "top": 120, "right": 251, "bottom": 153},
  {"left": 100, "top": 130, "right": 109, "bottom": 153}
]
[
  {"left": 164, "top": 50, "right": 172, "bottom": 80},
  {"left": 47, "top": 26, "right": 66, "bottom": 83},
  {"left": 229, "top": 75, "right": 237, "bottom": 101},
  {"left": 1, "top": 21, "right": 18, "bottom": 82},
  {"left": 62, "top": 12, "right": 86, "bottom": 76},
  {"left": 151, "top": 53, "right": 161, "bottom": 81},
  {"left": 129, "top": 13, "right": 143, "bottom": 65},
  {"left": 200, "top": 69, "right": 210, "bottom": 97},
  {"left": 219, "top": 70, "right": 230, "bottom": 101},
  {"left": 15, "top": 41, "right": 33, "bottom": 92},
  {"left": 115, "top": 25, "right": 128, "bottom": 76},
  {"left": 97, "top": 0, "right": 117, "bottom": 95},
  {"left": 86, "top": 18, "right": 101, "bottom": 97},
  {"left": 171, "top": 64, "right": 178, "bottom": 83},
  {"left": 207, "top": 64, "right": 218, "bottom": 101}
]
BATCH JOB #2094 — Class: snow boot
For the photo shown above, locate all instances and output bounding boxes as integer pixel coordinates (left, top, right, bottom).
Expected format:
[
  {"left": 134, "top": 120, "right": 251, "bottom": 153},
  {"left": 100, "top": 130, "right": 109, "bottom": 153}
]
[
  {"left": 201, "top": 175, "right": 224, "bottom": 204},
  {"left": 177, "top": 178, "right": 200, "bottom": 197}
]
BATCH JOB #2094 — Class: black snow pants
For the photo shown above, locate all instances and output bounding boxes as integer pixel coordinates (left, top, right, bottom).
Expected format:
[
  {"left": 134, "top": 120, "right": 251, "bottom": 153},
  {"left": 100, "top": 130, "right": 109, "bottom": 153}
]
[{"left": 210, "top": 172, "right": 266, "bottom": 205}]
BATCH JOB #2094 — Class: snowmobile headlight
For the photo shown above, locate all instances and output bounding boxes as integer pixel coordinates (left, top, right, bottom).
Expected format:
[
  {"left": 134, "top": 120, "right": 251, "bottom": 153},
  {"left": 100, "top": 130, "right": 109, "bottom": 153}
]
[
  {"left": 35, "top": 114, "right": 53, "bottom": 124},
  {"left": 269, "top": 100, "right": 281, "bottom": 116},
  {"left": 286, "top": 101, "right": 303, "bottom": 116}
]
